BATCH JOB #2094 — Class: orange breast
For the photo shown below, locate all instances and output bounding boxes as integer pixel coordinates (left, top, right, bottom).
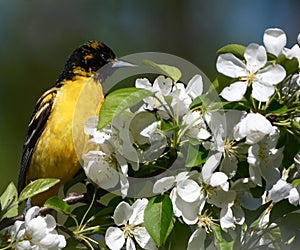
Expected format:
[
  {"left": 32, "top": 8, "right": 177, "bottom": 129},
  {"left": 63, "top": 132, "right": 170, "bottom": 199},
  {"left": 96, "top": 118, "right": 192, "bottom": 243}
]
[{"left": 27, "top": 76, "right": 104, "bottom": 205}]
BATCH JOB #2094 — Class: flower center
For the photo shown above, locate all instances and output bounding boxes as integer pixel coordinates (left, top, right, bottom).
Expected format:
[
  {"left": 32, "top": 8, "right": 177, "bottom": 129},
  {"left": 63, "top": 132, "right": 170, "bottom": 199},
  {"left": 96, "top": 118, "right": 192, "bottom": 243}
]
[
  {"left": 122, "top": 224, "right": 134, "bottom": 239},
  {"left": 197, "top": 211, "right": 215, "bottom": 233},
  {"left": 224, "top": 138, "right": 235, "bottom": 155},
  {"left": 201, "top": 183, "right": 215, "bottom": 197},
  {"left": 240, "top": 72, "right": 257, "bottom": 86}
]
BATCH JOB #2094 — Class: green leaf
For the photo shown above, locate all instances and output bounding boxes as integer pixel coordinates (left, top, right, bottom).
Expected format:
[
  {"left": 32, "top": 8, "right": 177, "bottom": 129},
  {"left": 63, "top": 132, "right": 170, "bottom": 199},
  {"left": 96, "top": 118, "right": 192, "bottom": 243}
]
[
  {"left": 217, "top": 44, "right": 246, "bottom": 59},
  {"left": 98, "top": 87, "right": 152, "bottom": 130},
  {"left": 189, "top": 96, "right": 202, "bottom": 110},
  {"left": 214, "top": 225, "right": 234, "bottom": 250},
  {"left": 185, "top": 143, "right": 205, "bottom": 167},
  {"left": 266, "top": 100, "right": 288, "bottom": 115},
  {"left": 269, "top": 199, "right": 300, "bottom": 224},
  {"left": 276, "top": 55, "right": 299, "bottom": 75},
  {"left": 165, "top": 220, "right": 191, "bottom": 250},
  {"left": 144, "top": 195, "right": 174, "bottom": 247},
  {"left": 0, "top": 182, "right": 18, "bottom": 219},
  {"left": 44, "top": 196, "right": 72, "bottom": 215},
  {"left": 143, "top": 59, "right": 182, "bottom": 82},
  {"left": 160, "top": 119, "right": 174, "bottom": 132},
  {"left": 292, "top": 178, "right": 300, "bottom": 188},
  {"left": 18, "top": 178, "right": 60, "bottom": 202}
]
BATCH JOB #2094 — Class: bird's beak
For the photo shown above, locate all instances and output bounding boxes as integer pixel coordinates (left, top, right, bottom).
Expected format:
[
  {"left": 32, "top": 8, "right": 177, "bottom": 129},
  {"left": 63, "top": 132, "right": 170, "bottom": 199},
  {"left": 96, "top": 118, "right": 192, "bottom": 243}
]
[{"left": 112, "top": 59, "right": 136, "bottom": 68}]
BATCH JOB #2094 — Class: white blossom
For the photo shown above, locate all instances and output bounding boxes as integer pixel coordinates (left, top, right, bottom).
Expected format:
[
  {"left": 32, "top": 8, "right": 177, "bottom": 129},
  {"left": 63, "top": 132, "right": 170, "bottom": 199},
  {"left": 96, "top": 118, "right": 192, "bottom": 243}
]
[
  {"left": 105, "top": 199, "right": 156, "bottom": 250},
  {"left": 10, "top": 206, "right": 66, "bottom": 250},
  {"left": 234, "top": 113, "right": 273, "bottom": 145},
  {"left": 263, "top": 28, "right": 287, "bottom": 56},
  {"left": 135, "top": 76, "right": 172, "bottom": 117},
  {"left": 204, "top": 111, "right": 245, "bottom": 178},
  {"left": 268, "top": 179, "right": 292, "bottom": 203},
  {"left": 136, "top": 74, "right": 203, "bottom": 119},
  {"left": 247, "top": 127, "right": 283, "bottom": 188},
  {"left": 82, "top": 150, "right": 120, "bottom": 190},
  {"left": 288, "top": 184, "right": 300, "bottom": 206},
  {"left": 153, "top": 172, "right": 205, "bottom": 225},
  {"left": 201, "top": 153, "right": 229, "bottom": 192},
  {"left": 84, "top": 114, "right": 143, "bottom": 197},
  {"left": 217, "top": 43, "right": 286, "bottom": 102},
  {"left": 182, "top": 111, "right": 210, "bottom": 140}
]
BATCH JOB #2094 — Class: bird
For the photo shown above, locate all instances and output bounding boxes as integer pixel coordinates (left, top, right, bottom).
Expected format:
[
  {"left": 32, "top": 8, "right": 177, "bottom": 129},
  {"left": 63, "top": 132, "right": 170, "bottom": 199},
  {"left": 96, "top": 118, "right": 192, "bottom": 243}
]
[{"left": 18, "top": 41, "right": 119, "bottom": 205}]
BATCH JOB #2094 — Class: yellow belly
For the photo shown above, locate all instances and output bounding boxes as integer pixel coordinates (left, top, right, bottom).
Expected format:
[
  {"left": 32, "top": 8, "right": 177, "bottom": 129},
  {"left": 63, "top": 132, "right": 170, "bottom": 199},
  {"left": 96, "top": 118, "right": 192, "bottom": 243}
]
[{"left": 28, "top": 76, "right": 103, "bottom": 205}]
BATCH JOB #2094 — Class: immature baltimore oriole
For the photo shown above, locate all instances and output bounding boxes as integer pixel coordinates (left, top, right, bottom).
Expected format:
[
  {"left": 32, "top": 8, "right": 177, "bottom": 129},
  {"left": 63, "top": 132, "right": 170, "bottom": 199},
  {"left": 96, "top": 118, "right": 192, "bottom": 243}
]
[{"left": 18, "top": 41, "right": 120, "bottom": 205}]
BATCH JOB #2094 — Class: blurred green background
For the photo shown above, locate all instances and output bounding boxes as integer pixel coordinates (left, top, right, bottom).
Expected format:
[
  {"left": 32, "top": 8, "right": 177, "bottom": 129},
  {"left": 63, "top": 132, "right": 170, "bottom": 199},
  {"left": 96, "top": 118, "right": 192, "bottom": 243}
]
[{"left": 1, "top": 0, "right": 299, "bottom": 194}]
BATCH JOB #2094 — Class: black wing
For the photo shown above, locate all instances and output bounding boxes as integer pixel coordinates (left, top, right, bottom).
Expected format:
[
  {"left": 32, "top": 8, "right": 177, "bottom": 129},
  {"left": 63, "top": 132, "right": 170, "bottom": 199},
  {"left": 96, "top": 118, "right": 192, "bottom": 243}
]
[{"left": 18, "top": 88, "right": 57, "bottom": 193}]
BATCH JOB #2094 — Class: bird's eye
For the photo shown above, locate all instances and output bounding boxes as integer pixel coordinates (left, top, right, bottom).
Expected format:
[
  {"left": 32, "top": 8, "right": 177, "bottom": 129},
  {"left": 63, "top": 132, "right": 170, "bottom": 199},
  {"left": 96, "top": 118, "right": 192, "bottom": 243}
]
[{"left": 100, "top": 52, "right": 110, "bottom": 61}]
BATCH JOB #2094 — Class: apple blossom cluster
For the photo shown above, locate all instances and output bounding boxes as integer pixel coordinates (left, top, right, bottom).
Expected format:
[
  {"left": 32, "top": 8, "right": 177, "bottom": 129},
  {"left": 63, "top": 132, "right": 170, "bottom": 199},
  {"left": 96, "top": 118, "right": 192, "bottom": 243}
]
[
  {"left": 9, "top": 206, "right": 66, "bottom": 250},
  {"left": 82, "top": 74, "right": 209, "bottom": 198},
  {"left": 105, "top": 199, "right": 157, "bottom": 250},
  {"left": 218, "top": 28, "right": 299, "bottom": 102},
  {"left": 80, "top": 28, "right": 300, "bottom": 249}
]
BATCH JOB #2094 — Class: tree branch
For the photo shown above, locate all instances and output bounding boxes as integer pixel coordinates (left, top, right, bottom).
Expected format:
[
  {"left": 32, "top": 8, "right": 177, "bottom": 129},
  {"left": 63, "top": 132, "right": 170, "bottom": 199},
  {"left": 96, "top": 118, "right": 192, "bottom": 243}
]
[{"left": 0, "top": 193, "right": 86, "bottom": 231}]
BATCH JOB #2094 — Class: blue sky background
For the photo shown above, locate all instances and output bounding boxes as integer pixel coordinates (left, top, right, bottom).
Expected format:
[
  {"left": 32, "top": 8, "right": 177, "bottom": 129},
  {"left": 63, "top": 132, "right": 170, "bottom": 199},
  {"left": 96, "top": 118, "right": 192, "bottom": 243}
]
[{"left": 0, "top": 0, "right": 299, "bottom": 192}]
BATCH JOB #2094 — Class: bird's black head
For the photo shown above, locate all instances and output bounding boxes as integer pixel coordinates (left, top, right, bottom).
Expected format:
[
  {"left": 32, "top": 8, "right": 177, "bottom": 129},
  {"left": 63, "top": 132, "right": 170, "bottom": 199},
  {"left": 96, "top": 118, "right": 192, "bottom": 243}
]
[{"left": 56, "top": 41, "right": 116, "bottom": 84}]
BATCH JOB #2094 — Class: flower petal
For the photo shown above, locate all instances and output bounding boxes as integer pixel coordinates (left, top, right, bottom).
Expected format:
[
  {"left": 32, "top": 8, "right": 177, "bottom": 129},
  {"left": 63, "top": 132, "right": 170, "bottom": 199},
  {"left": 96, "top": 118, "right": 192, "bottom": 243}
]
[
  {"left": 85, "top": 157, "right": 120, "bottom": 189},
  {"left": 289, "top": 187, "right": 300, "bottom": 206},
  {"left": 129, "top": 199, "right": 148, "bottom": 226},
  {"left": 25, "top": 206, "right": 40, "bottom": 225},
  {"left": 268, "top": 179, "right": 292, "bottom": 203},
  {"left": 153, "top": 75, "right": 172, "bottom": 95},
  {"left": 39, "top": 231, "right": 66, "bottom": 249},
  {"left": 244, "top": 43, "right": 267, "bottom": 72},
  {"left": 153, "top": 176, "right": 176, "bottom": 194},
  {"left": 252, "top": 81, "right": 275, "bottom": 102},
  {"left": 27, "top": 217, "right": 47, "bottom": 242},
  {"left": 202, "top": 152, "right": 222, "bottom": 182},
  {"left": 177, "top": 179, "right": 201, "bottom": 202},
  {"left": 263, "top": 28, "right": 287, "bottom": 56},
  {"left": 119, "top": 173, "right": 129, "bottom": 198},
  {"left": 135, "top": 78, "right": 152, "bottom": 90},
  {"left": 105, "top": 227, "right": 125, "bottom": 250},
  {"left": 256, "top": 64, "right": 286, "bottom": 85},
  {"left": 133, "top": 227, "right": 151, "bottom": 249},
  {"left": 216, "top": 54, "right": 246, "bottom": 78},
  {"left": 220, "top": 81, "right": 247, "bottom": 101},
  {"left": 220, "top": 206, "right": 234, "bottom": 230},
  {"left": 209, "top": 172, "right": 228, "bottom": 188},
  {"left": 207, "top": 190, "right": 236, "bottom": 208},
  {"left": 174, "top": 195, "right": 200, "bottom": 225},
  {"left": 186, "top": 74, "right": 203, "bottom": 99},
  {"left": 234, "top": 113, "right": 273, "bottom": 144},
  {"left": 126, "top": 237, "right": 136, "bottom": 250},
  {"left": 44, "top": 214, "right": 57, "bottom": 231},
  {"left": 113, "top": 202, "right": 133, "bottom": 226},
  {"left": 10, "top": 221, "right": 25, "bottom": 240},
  {"left": 16, "top": 240, "right": 32, "bottom": 250}
]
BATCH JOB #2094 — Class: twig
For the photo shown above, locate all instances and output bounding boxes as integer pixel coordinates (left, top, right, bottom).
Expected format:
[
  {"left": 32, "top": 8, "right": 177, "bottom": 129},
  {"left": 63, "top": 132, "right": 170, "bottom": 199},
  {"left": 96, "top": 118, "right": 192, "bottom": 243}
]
[{"left": 0, "top": 193, "right": 85, "bottom": 231}]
